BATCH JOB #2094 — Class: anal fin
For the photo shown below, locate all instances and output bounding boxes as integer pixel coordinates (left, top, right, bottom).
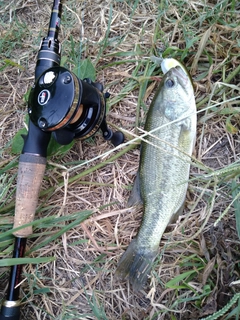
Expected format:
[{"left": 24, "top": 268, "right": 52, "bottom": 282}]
[{"left": 127, "top": 171, "right": 143, "bottom": 207}]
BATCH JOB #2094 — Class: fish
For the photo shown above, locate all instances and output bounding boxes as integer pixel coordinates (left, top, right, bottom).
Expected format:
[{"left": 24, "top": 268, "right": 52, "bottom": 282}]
[{"left": 116, "top": 64, "right": 197, "bottom": 290}]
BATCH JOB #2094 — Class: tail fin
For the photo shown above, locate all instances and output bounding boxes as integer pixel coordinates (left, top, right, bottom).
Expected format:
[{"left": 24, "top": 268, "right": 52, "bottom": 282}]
[{"left": 116, "top": 239, "right": 157, "bottom": 290}]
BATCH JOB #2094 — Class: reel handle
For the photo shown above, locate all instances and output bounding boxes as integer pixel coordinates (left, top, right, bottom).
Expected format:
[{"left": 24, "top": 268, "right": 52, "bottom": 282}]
[{"left": 100, "top": 120, "right": 124, "bottom": 146}]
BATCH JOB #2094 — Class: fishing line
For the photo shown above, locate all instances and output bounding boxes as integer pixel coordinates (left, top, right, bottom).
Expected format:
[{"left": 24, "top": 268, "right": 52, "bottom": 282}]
[{"left": 67, "top": 94, "right": 239, "bottom": 173}]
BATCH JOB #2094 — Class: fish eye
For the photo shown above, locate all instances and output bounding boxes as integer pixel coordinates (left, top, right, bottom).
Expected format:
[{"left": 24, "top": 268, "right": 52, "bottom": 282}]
[{"left": 165, "top": 79, "right": 175, "bottom": 88}]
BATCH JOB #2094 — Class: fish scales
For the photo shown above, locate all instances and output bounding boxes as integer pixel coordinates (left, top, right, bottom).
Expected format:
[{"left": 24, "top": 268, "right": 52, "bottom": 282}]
[
  {"left": 116, "top": 65, "right": 196, "bottom": 290},
  {"left": 138, "top": 114, "right": 193, "bottom": 251}
]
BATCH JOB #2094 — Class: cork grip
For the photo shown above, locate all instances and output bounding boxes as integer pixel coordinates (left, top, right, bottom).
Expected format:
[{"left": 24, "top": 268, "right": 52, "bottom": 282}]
[{"left": 13, "top": 154, "right": 46, "bottom": 237}]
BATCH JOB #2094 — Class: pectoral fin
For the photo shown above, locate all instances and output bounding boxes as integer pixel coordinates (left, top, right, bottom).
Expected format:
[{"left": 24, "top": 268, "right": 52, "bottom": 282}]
[
  {"left": 127, "top": 171, "right": 143, "bottom": 207},
  {"left": 169, "top": 200, "right": 185, "bottom": 224}
]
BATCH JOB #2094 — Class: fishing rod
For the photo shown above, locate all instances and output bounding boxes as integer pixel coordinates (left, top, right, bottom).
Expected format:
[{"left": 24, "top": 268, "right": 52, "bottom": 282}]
[{"left": 0, "top": 1, "right": 124, "bottom": 319}]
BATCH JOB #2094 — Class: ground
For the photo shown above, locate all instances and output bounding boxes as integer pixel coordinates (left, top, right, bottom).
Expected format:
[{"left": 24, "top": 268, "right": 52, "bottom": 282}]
[{"left": 0, "top": 0, "right": 240, "bottom": 319}]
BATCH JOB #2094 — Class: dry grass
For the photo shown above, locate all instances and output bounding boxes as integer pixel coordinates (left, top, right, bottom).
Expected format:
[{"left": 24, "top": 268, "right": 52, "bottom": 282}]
[{"left": 0, "top": 0, "right": 240, "bottom": 319}]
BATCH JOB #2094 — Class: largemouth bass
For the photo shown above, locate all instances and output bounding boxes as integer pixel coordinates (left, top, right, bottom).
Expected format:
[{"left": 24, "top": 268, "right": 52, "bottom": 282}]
[{"left": 116, "top": 65, "right": 196, "bottom": 290}]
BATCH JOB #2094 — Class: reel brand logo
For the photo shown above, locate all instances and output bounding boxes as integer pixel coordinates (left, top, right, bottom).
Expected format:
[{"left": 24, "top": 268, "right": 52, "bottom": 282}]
[{"left": 38, "top": 90, "right": 50, "bottom": 106}]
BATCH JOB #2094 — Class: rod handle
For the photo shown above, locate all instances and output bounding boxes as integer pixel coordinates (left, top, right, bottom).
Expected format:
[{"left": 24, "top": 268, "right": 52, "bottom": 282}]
[{"left": 13, "top": 154, "right": 46, "bottom": 238}]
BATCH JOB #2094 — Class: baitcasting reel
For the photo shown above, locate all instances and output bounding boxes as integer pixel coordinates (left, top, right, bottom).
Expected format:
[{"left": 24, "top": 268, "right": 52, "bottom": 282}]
[{"left": 28, "top": 66, "right": 124, "bottom": 147}]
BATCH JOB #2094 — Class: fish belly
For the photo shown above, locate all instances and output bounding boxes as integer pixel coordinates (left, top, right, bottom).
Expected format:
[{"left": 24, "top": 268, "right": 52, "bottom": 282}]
[{"left": 137, "top": 119, "right": 191, "bottom": 252}]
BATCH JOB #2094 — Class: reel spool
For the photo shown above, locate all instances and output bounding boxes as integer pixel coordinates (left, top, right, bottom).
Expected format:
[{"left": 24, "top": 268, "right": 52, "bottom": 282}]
[{"left": 28, "top": 66, "right": 124, "bottom": 146}]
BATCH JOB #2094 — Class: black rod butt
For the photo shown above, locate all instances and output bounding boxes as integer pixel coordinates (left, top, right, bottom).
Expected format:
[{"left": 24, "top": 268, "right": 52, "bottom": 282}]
[{"left": 0, "top": 303, "right": 21, "bottom": 320}]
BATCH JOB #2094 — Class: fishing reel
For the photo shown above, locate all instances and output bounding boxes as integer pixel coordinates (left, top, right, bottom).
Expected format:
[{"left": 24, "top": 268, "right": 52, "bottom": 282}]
[{"left": 28, "top": 66, "right": 124, "bottom": 147}]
